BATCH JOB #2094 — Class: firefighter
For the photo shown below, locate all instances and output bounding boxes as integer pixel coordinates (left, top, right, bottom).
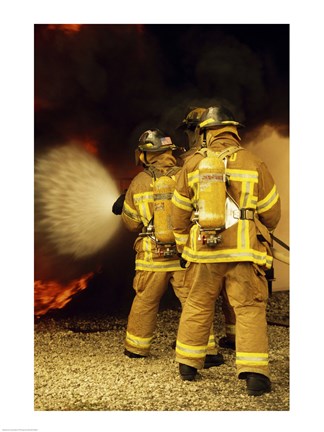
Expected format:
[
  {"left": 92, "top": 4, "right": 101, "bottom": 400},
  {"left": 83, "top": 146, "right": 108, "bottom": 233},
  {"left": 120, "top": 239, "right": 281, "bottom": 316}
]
[
  {"left": 177, "top": 106, "right": 206, "bottom": 159},
  {"left": 120, "top": 128, "right": 224, "bottom": 369},
  {"left": 178, "top": 106, "right": 236, "bottom": 351},
  {"left": 171, "top": 106, "right": 281, "bottom": 396}
]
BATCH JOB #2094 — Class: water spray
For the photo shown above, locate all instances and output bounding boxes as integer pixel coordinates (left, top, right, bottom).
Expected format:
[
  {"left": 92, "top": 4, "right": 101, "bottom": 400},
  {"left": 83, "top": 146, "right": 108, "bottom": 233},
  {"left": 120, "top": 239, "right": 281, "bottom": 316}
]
[{"left": 35, "top": 143, "right": 120, "bottom": 259}]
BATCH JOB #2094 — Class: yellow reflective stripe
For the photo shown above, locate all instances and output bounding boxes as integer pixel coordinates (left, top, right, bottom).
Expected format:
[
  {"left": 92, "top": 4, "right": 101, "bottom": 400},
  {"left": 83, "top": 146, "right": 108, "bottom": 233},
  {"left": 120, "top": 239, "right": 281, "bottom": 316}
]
[
  {"left": 142, "top": 236, "right": 153, "bottom": 262},
  {"left": 250, "top": 196, "right": 258, "bottom": 207},
  {"left": 236, "top": 352, "right": 269, "bottom": 366},
  {"left": 182, "top": 247, "right": 273, "bottom": 268},
  {"left": 226, "top": 168, "right": 258, "bottom": 182},
  {"left": 172, "top": 190, "right": 193, "bottom": 211},
  {"left": 188, "top": 169, "right": 199, "bottom": 186},
  {"left": 126, "top": 331, "right": 153, "bottom": 349},
  {"left": 123, "top": 201, "right": 142, "bottom": 222},
  {"left": 190, "top": 224, "right": 199, "bottom": 251},
  {"left": 226, "top": 324, "right": 236, "bottom": 335},
  {"left": 237, "top": 220, "right": 250, "bottom": 250},
  {"left": 240, "top": 178, "right": 254, "bottom": 208},
  {"left": 133, "top": 191, "right": 154, "bottom": 203},
  {"left": 199, "top": 118, "right": 216, "bottom": 128},
  {"left": 188, "top": 170, "right": 199, "bottom": 200},
  {"left": 221, "top": 120, "right": 241, "bottom": 125},
  {"left": 257, "top": 185, "right": 280, "bottom": 214},
  {"left": 142, "top": 200, "right": 152, "bottom": 223},
  {"left": 135, "top": 259, "right": 183, "bottom": 271},
  {"left": 133, "top": 191, "right": 153, "bottom": 223},
  {"left": 199, "top": 118, "right": 241, "bottom": 128},
  {"left": 174, "top": 232, "right": 189, "bottom": 246},
  {"left": 176, "top": 340, "right": 208, "bottom": 358},
  {"left": 207, "top": 334, "right": 216, "bottom": 349},
  {"left": 229, "top": 152, "right": 238, "bottom": 162},
  {"left": 236, "top": 177, "right": 252, "bottom": 250}
]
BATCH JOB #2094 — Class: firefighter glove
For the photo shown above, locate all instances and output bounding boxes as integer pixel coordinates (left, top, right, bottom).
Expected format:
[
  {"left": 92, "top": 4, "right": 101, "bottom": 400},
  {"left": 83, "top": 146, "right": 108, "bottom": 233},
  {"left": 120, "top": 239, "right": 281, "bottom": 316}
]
[
  {"left": 178, "top": 253, "right": 187, "bottom": 269},
  {"left": 112, "top": 193, "right": 126, "bottom": 215}
]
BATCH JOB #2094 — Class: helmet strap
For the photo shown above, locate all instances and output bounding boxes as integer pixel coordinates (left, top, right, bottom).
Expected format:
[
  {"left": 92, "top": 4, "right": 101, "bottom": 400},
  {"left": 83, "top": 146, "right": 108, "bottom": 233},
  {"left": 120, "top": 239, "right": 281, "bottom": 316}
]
[
  {"left": 201, "top": 129, "right": 207, "bottom": 148},
  {"left": 139, "top": 151, "right": 149, "bottom": 165}
]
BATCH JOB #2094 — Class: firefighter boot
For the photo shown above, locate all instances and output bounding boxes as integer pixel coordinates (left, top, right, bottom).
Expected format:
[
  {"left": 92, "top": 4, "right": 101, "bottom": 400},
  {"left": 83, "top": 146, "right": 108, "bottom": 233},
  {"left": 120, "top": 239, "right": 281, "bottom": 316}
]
[
  {"left": 124, "top": 349, "right": 146, "bottom": 359},
  {"left": 203, "top": 353, "right": 224, "bottom": 369},
  {"left": 179, "top": 364, "right": 197, "bottom": 381},
  {"left": 246, "top": 373, "right": 271, "bottom": 396}
]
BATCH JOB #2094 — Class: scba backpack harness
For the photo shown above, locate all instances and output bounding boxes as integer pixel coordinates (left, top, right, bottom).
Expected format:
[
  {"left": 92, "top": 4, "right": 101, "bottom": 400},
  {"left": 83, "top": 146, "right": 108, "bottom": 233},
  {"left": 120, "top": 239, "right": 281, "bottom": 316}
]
[
  {"left": 140, "top": 165, "right": 180, "bottom": 257},
  {"left": 193, "top": 145, "right": 254, "bottom": 247}
]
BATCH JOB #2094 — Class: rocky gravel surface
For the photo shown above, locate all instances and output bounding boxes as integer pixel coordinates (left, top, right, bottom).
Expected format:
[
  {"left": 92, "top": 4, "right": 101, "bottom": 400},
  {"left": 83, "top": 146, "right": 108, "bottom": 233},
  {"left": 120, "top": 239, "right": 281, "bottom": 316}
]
[{"left": 34, "top": 291, "right": 289, "bottom": 411}]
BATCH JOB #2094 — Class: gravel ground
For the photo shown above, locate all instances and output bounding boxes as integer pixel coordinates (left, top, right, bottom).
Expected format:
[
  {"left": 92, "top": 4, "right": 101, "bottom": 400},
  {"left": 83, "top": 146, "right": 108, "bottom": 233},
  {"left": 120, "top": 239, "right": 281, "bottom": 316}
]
[{"left": 34, "top": 291, "right": 289, "bottom": 411}]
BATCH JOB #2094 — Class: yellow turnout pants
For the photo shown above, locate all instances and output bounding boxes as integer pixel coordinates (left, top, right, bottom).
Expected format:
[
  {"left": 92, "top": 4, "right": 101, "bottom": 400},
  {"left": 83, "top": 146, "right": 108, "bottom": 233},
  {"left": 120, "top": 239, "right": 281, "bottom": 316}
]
[
  {"left": 125, "top": 269, "right": 217, "bottom": 356},
  {"left": 175, "top": 262, "right": 270, "bottom": 378}
]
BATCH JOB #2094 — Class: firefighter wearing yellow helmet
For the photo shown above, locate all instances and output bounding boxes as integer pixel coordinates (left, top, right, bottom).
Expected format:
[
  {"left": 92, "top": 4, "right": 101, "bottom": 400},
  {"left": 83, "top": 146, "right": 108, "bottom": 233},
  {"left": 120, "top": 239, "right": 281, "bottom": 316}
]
[
  {"left": 171, "top": 106, "right": 281, "bottom": 396},
  {"left": 120, "top": 128, "right": 224, "bottom": 368}
]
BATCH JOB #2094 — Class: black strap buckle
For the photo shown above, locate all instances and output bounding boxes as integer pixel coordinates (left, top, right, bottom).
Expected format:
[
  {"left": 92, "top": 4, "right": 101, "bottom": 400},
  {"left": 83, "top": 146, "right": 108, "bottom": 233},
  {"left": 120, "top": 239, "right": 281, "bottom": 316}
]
[{"left": 240, "top": 208, "right": 254, "bottom": 220}]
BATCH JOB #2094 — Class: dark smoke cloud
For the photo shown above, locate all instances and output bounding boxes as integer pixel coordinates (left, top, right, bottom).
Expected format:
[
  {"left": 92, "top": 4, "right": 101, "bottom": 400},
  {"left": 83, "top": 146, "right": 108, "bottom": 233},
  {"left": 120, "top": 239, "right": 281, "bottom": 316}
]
[{"left": 35, "top": 24, "right": 289, "bottom": 156}]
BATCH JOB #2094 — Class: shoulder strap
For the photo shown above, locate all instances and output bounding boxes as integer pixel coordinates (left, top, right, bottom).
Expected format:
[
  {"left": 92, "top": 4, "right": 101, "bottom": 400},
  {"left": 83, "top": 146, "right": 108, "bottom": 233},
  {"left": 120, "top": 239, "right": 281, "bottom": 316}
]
[
  {"left": 197, "top": 148, "right": 208, "bottom": 157},
  {"left": 165, "top": 166, "right": 181, "bottom": 177},
  {"left": 197, "top": 146, "right": 243, "bottom": 160},
  {"left": 144, "top": 166, "right": 163, "bottom": 180},
  {"left": 217, "top": 146, "right": 244, "bottom": 160},
  {"left": 144, "top": 165, "right": 181, "bottom": 179}
]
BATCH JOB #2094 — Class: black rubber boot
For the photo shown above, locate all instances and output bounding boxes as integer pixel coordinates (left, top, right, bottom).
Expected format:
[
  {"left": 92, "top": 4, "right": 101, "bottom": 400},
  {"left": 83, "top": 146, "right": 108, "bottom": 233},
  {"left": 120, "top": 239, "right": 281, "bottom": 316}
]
[
  {"left": 218, "top": 336, "right": 236, "bottom": 350},
  {"left": 179, "top": 363, "right": 197, "bottom": 381},
  {"left": 246, "top": 373, "right": 271, "bottom": 396},
  {"left": 124, "top": 349, "right": 146, "bottom": 359},
  {"left": 203, "top": 353, "right": 224, "bottom": 369}
]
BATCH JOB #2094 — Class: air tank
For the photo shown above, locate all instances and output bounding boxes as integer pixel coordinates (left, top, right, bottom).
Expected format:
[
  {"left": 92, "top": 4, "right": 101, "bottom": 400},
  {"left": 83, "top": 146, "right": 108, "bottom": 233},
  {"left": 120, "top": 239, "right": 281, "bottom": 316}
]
[
  {"left": 198, "top": 152, "right": 226, "bottom": 229},
  {"left": 153, "top": 176, "right": 176, "bottom": 243}
]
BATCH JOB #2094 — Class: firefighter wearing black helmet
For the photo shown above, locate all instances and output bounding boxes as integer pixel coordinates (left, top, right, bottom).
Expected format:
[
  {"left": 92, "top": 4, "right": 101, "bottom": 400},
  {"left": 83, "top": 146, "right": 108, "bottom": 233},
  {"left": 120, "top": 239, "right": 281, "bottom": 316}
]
[
  {"left": 177, "top": 107, "right": 205, "bottom": 156},
  {"left": 171, "top": 106, "right": 281, "bottom": 396},
  {"left": 178, "top": 106, "right": 236, "bottom": 350},
  {"left": 120, "top": 128, "right": 224, "bottom": 369}
]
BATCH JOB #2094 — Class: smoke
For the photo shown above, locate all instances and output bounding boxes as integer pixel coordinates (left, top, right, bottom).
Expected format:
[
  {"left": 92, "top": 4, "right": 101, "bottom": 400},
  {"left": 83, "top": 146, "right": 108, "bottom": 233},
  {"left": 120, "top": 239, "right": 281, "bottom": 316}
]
[
  {"left": 35, "top": 24, "right": 289, "bottom": 156},
  {"left": 35, "top": 143, "right": 120, "bottom": 260},
  {"left": 245, "top": 125, "right": 289, "bottom": 290}
]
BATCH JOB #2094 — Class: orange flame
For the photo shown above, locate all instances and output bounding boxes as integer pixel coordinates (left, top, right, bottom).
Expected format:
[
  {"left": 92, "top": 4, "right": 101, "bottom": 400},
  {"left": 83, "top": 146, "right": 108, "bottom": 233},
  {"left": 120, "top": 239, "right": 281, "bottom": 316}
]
[{"left": 34, "top": 272, "right": 94, "bottom": 317}]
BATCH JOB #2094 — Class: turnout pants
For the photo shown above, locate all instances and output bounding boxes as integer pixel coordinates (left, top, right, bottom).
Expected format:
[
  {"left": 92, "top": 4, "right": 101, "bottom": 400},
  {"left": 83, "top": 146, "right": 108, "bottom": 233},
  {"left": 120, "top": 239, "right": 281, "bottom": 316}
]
[
  {"left": 221, "top": 287, "right": 236, "bottom": 343},
  {"left": 125, "top": 269, "right": 217, "bottom": 356},
  {"left": 175, "top": 262, "right": 270, "bottom": 378}
]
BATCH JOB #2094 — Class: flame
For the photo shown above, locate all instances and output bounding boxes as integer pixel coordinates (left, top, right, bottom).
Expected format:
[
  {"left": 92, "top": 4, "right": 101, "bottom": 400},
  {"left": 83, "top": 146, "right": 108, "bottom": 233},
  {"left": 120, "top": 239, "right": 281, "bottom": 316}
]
[
  {"left": 48, "top": 24, "right": 82, "bottom": 33},
  {"left": 34, "top": 272, "right": 94, "bottom": 317}
]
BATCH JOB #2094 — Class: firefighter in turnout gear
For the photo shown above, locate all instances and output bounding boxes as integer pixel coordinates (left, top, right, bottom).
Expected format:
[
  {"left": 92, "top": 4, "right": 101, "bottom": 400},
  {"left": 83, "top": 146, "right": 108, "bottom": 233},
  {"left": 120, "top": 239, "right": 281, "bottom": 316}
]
[
  {"left": 177, "top": 107, "right": 206, "bottom": 159},
  {"left": 171, "top": 106, "right": 281, "bottom": 395},
  {"left": 178, "top": 106, "right": 237, "bottom": 351},
  {"left": 120, "top": 128, "right": 224, "bottom": 368}
]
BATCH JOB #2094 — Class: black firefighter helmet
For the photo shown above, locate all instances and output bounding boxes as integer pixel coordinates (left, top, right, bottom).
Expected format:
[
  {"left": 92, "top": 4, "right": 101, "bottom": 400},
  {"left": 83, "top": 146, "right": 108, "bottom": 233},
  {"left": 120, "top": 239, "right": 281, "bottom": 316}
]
[
  {"left": 177, "top": 107, "right": 206, "bottom": 131},
  {"left": 199, "top": 106, "right": 244, "bottom": 131},
  {"left": 138, "top": 129, "right": 177, "bottom": 152}
]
